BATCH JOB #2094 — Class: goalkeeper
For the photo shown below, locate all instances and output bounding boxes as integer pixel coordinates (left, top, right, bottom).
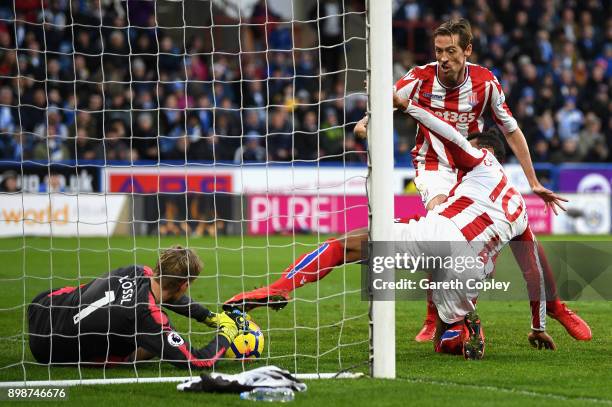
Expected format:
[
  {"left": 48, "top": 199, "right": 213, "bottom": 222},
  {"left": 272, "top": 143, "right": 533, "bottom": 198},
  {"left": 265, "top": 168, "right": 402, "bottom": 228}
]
[{"left": 28, "top": 245, "right": 246, "bottom": 369}]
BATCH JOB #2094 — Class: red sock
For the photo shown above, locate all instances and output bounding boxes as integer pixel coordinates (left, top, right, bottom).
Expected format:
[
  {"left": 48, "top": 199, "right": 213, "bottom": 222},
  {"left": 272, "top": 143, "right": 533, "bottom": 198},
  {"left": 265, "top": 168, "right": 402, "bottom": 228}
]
[
  {"left": 536, "top": 240, "right": 560, "bottom": 304},
  {"left": 546, "top": 299, "right": 563, "bottom": 313},
  {"left": 269, "top": 238, "right": 345, "bottom": 292},
  {"left": 511, "top": 230, "right": 559, "bottom": 302},
  {"left": 423, "top": 273, "right": 438, "bottom": 321},
  {"left": 426, "top": 295, "right": 437, "bottom": 321}
]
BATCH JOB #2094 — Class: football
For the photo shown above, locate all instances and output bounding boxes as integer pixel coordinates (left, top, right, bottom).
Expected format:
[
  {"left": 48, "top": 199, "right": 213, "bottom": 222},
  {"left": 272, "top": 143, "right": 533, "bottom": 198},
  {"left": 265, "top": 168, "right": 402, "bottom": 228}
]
[{"left": 224, "top": 321, "right": 265, "bottom": 359}]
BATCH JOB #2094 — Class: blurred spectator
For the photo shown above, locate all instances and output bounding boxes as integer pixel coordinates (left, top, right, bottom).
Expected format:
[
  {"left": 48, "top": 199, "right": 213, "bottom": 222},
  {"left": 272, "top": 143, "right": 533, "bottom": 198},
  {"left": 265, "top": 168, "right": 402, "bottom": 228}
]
[
  {"left": 0, "top": 0, "right": 609, "bottom": 166},
  {"left": 551, "top": 138, "right": 582, "bottom": 164},
  {"left": 243, "top": 110, "right": 265, "bottom": 135},
  {"left": 98, "top": 123, "right": 134, "bottom": 162},
  {"left": 20, "top": 88, "right": 46, "bottom": 132},
  {"left": 38, "top": 173, "right": 65, "bottom": 193},
  {"left": 133, "top": 113, "right": 159, "bottom": 159},
  {"left": 267, "top": 108, "right": 293, "bottom": 161},
  {"left": 233, "top": 133, "right": 266, "bottom": 163},
  {"left": 556, "top": 98, "right": 584, "bottom": 142},
  {"left": 69, "top": 111, "right": 98, "bottom": 140},
  {"left": 106, "top": 91, "right": 131, "bottom": 128},
  {"left": 33, "top": 113, "right": 70, "bottom": 161},
  {"left": 320, "top": 109, "right": 343, "bottom": 158},
  {"left": 343, "top": 136, "right": 366, "bottom": 164},
  {"left": 0, "top": 86, "right": 16, "bottom": 133},
  {"left": 578, "top": 113, "right": 608, "bottom": 162},
  {"left": 347, "top": 95, "right": 367, "bottom": 125},
  {"left": 214, "top": 113, "right": 240, "bottom": 160},
  {"left": 533, "top": 111, "right": 556, "bottom": 143},
  {"left": 312, "top": 0, "right": 343, "bottom": 74},
  {"left": 532, "top": 138, "right": 551, "bottom": 163},
  {"left": 195, "top": 96, "right": 213, "bottom": 135},
  {"left": 70, "top": 127, "right": 100, "bottom": 161},
  {"left": 164, "top": 133, "right": 190, "bottom": 161},
  {"left": 295, "top": 110, "right": 319, "bottom": 161},
  {"left": 0, "top": 170, "right": 20, "bottom": 192}
]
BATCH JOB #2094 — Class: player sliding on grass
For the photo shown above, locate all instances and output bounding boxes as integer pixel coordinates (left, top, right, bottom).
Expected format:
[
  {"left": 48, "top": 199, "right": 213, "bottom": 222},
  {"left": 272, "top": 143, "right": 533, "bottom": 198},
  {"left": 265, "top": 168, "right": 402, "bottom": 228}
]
[
  {"left": 28, "top": 246, "right": 247, "bottom": 369},
  {"left": 226, "top": 99, "right": 558, "bottom": 358},
  {"left": 393, "top": 18, "right": 589, "bottom": 343}
]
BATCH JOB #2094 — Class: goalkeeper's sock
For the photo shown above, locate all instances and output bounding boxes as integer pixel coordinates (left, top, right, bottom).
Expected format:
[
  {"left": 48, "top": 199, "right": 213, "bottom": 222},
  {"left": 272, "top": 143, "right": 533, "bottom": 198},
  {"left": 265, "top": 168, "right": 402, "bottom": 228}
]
[{"left": 269, "top": 238, "right": 345, "bottom": 292}]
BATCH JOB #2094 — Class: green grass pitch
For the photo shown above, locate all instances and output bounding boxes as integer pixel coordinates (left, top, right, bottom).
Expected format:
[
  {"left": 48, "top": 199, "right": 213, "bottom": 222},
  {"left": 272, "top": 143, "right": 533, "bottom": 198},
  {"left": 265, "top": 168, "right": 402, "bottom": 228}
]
[{"left": 0, "top": 234, "right": 610, "bottom": 406}]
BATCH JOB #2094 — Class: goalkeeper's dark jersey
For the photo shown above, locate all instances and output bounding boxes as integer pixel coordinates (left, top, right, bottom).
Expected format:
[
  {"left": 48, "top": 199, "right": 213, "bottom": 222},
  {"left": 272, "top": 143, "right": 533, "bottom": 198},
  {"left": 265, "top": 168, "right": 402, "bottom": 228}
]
[{"left": 28, "top": 265, "right": 229, "bottom": 369}]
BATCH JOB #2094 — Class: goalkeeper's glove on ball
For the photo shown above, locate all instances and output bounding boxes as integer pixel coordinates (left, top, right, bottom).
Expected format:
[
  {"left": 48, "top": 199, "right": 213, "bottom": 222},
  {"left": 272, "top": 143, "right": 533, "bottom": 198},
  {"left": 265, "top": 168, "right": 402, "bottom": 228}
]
[
  {"left": 204, "top": 310, "right": 251, "bottom": 329},
  {"left": 225, "top": 309, "right": 250, "bottom": 332},
  {"left": 217, "top": 313, "right": 240, "bottom": 343}
]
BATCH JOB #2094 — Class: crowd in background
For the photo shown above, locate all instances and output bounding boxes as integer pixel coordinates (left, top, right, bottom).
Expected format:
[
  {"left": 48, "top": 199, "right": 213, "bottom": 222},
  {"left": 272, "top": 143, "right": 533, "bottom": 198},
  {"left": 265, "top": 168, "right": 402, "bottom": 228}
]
[
  {"left": 0, "top": 0, "right": 609, "bottom": 168},
  {"left": 394, "top": 0, "right": 611, "bottom": 164}
]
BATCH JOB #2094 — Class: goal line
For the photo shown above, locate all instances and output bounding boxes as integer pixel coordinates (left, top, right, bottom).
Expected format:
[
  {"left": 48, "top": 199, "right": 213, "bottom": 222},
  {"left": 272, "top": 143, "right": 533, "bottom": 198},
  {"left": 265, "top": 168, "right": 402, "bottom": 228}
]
[{"left": 0, "top": 372, "right": 364, "bottom": 388}]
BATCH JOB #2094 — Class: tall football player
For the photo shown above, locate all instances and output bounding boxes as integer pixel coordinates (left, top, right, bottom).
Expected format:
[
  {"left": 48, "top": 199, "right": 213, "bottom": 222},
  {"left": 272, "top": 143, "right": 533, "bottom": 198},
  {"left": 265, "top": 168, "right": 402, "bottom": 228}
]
[
  {"left": 392, "top": 18, "right": 589, "bottom": 342},
  {"left": 28, "top": 246, "right": 246, "bottom": 368}
]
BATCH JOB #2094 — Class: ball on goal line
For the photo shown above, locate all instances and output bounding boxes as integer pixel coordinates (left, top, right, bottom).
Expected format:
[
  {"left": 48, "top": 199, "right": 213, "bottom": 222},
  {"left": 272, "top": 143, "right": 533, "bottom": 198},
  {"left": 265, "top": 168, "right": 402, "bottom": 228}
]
[{"left": 225, "top": 321, "right": 265, "bottom": 359}]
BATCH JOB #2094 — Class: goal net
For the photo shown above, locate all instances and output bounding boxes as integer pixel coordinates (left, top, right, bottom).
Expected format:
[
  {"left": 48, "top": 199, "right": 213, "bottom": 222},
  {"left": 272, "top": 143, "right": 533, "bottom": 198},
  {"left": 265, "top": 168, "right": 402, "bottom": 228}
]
[{"left": 0, "top": 0, "right": 391, "bottom": 386}]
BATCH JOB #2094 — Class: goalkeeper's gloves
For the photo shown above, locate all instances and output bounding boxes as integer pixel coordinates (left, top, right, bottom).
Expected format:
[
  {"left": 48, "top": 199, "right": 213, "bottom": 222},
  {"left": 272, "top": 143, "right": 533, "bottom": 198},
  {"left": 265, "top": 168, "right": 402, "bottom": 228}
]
[
  {"left": 203, "top": 312, "right": 222, "bottom": 328},
  {"left": 208, "top": 310, "right": 251, "bottom": 343},
  {"left": 217, "top": 316, "right": 239, "bottom": 343},
  {"left": 225, "top": 309, "right": 250, "bottom": 332},
  {"left": 204, "top": 310, "right": 251, "bottom": 329}
]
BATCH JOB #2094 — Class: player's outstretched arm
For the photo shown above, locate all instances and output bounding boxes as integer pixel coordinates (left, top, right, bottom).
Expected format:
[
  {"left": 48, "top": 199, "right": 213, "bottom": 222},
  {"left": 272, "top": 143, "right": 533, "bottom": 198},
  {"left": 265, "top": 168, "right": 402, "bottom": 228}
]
[
  {"left": 394, "top": 94, "right": 485, "bottom": 170},
  {"left": 488, "top": 75, "right": 568, "bottom": 215},
  {"left": 504, "top": 128, "right": 568, "bottom": 215},
  {"left": 163, "top": 295, "right": 214, "bottom": 323},
  {"left": 137, "top": 299, "right": 240, "bottom": 369}
]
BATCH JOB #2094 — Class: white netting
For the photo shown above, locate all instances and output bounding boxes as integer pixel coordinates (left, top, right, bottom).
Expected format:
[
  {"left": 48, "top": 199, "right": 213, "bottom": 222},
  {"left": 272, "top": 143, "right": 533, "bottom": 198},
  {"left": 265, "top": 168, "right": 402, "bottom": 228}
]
[{"left": 0, "top": 0, "right": 370, "bottom": 384}]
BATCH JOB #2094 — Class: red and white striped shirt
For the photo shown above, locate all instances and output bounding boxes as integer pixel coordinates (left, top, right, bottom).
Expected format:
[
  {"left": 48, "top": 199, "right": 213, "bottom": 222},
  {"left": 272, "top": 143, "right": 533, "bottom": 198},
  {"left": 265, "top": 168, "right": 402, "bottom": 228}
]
[
  {"left": 405, "top": 100, "right": 528, "bottom": 245},
  {"left": 395, "top": 62, "right": 518, "bottom": 174},
  {"left": 406, "top": 99, "right": 546, "bottom": 331}
]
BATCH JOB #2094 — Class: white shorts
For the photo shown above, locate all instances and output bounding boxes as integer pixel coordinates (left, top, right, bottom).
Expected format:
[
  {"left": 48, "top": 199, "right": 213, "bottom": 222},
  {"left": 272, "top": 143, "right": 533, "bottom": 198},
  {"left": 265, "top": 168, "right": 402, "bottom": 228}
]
[
  {"left": 391, "top": 212, "right": 484, "bottom": 324},
  {"left": 414, "top": 169, "right": 458, "bottom": 207}
]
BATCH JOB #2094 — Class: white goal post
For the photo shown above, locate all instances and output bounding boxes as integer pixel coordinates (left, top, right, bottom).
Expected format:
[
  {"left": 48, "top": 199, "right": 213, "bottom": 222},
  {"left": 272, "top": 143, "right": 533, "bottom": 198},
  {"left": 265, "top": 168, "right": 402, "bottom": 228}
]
[{"left": 367, "top": 0, "right": 396, "bottom": 379}]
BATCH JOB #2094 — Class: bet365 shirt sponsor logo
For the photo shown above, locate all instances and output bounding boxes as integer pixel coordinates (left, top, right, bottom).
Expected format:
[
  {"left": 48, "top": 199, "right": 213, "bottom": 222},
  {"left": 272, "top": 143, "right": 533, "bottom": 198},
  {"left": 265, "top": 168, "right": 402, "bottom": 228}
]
[{"left": 434, "top": 110, "right": 476, "bottom": 123}]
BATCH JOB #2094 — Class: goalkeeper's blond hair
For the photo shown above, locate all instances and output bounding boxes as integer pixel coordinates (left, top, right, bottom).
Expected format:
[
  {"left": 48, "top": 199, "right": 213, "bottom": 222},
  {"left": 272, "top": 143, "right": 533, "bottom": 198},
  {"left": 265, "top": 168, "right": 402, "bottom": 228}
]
[{"left": 154, "top": 245, "right": 202, "bottom": 291}]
